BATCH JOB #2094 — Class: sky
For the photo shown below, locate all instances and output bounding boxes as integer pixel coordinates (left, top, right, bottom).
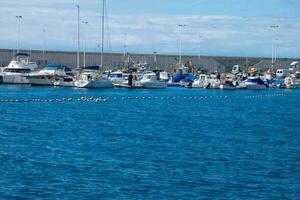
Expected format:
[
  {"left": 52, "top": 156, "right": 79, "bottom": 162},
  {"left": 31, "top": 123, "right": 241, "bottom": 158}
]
[{"left": 0, "top": 0, "right": 299, "bottom": 58}]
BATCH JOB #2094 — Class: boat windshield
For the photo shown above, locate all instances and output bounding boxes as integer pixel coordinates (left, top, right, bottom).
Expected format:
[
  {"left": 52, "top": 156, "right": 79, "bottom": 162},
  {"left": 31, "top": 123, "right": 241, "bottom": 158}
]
[
  {"left": 109, "top": 73, "right": 122, "bottom": 78},
  {"left": 247, "top": 78, "right": 264, "bottom": 84},
  {"left": 145, "top": 74, "right": 156, "bottom": 80}
]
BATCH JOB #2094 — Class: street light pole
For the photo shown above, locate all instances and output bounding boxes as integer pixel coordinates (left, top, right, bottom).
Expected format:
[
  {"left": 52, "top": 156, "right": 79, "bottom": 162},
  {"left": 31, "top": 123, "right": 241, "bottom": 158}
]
[
  {"left": 16, "top": 16, "right": 22, "bottom": 53},
  {"left": 178, "top": 24, "right": 186, "bottom": 67}
]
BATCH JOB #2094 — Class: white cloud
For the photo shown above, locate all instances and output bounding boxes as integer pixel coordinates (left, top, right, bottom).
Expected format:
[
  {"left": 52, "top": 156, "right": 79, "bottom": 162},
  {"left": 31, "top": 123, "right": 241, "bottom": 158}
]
[{"left": 0, "top": 1, "right": 299, "bottom": 58}]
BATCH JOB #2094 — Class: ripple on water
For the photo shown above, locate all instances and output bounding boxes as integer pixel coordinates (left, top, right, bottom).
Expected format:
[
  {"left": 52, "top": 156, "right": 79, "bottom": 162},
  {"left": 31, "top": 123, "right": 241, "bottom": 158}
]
[{"left": 0, "top": 86, "right": 299, "bottom": 199}]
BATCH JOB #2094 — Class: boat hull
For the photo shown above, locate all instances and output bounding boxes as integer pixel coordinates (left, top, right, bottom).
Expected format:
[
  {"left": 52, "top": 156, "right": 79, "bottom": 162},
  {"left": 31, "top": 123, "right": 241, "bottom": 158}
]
[
  {"left": 2, "top": 74, "right": 29, "bottom": 84},
  {"left": 53, "top": 80, "right": 74, "bottom": 87},
  {"left": 220, "top": 84, "right": 236, "bottom": 90},
  {"left": 74, "top": 80, "right": 113, "bottom": 88},
  {"left": 27, "top": 76, "right": 54, "bottom": 85},
  {"left": 137, "top": 81, "right": 167, "bottom": 89},
  {"left": 246, "top": 84, "right": 267, "bottom": 90},
  {"left": 285, "top": 84, "right": 299, "bottom": 89},
  {"left": 167, "top": 82, "right": 181, "bottom": 87}
]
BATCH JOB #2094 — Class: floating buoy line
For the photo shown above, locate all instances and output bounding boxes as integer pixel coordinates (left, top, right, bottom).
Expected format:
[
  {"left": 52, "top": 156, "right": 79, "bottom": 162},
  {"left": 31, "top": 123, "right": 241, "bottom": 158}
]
[
  {"left": 0, "top": 93, "right": 286, "bottom": 104},
  {"left": 0, "top": 97, "right": 108, "bottom": 104}
]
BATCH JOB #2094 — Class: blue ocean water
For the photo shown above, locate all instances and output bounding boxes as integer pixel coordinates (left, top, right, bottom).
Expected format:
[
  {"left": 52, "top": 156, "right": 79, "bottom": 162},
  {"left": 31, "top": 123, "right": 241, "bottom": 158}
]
[{"left": 0, "top": 85, "right": 299, "bottom": 199}]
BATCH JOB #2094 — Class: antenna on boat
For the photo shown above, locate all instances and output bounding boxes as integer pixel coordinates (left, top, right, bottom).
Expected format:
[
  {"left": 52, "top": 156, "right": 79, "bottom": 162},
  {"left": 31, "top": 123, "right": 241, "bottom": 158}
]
[
  {"left": 178, "top": 24, "right": 186, "bottom": 67},
  {"left": 76, "top": 5, "right": 80, "bottom": 71},
  {"left": 270, "top": 25, "right": 279, "bottom": 72},
  {"left": 16, "top": 16, "right": 22, "bottom": 53},
  {"left": 198, "top": 35, "right": 202, "bottom": 68},
  {"left": 42, "top": 28, "right": 46, "bottom": 63}
]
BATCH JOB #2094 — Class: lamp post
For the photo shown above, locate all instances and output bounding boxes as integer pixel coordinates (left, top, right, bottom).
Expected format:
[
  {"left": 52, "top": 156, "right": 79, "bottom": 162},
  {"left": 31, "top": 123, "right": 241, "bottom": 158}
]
[
  {"left": 16, "top": 16, "right": 22, "bottom": 53},
  {"left": 81, "top": 21, "right": 88, "bottom": 68},
  {"left": 178, "top": 24, "right": 186, "bottom": 67}
]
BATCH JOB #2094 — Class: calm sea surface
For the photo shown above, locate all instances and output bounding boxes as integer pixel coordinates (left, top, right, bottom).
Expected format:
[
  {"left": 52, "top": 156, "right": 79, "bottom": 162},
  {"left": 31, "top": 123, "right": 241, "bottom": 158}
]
[{"left": 0, "top": 85, "right": 299, "bottom": 199}]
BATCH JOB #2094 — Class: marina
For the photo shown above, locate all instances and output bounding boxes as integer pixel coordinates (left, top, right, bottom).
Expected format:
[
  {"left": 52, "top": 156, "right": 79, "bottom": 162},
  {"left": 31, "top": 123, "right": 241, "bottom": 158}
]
[
  {"left": 1, "top": 0, "right": 300, "bottom": 199},
  {"left": 1, "top": 59, "right": 300, "bottom": 90}
]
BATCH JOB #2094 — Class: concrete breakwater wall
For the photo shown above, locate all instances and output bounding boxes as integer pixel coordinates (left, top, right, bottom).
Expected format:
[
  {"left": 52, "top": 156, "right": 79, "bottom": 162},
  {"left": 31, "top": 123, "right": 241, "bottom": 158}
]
[{"left": 0, "top": 49, "right": 298, "bottom": 72}]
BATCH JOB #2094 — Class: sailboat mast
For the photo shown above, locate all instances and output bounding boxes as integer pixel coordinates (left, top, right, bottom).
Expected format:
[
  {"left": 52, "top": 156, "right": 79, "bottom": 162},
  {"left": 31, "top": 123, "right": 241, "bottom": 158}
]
[
  {"left": 16, "top": 16, "right": 22, "bottom": 54},
  {"left": 100, "top": 0, "right": 105, "bottom": 69},
  {"left": 77, "top": 5, "right": 80, "bottom": 70}
]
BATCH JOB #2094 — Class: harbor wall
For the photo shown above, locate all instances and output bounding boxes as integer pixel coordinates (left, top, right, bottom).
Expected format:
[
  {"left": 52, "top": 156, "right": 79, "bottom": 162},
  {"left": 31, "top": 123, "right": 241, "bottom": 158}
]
[{"left": 0, "top": 49, "right": 298, "bottom": 72}]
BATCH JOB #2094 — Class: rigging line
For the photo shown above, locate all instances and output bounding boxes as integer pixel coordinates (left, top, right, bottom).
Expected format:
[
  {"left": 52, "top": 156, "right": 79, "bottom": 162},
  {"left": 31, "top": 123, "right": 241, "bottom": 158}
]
[{"left": 104, "top": 0, "right": 112, "bottom": 51}]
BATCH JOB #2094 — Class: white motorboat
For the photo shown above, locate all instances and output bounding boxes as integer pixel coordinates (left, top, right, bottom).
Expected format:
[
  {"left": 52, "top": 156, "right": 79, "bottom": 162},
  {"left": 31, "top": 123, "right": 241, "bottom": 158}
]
[
  {"left": 26, "top": 64, "right": 73, "bottom": 86},
  {"left": 135, "top": 72, "right": 167, "bottom": 89},
  {"left": 74, "top": 66, "right": 113, "bottom": 88},
  {"left": 244, "top": 77, "right": 267, "bottom": 89},
  {"left": 1, "top": 53, "right": 38, "bottom": 84},
  {"left": 74, "top": 69, "right": 113, "bottom": 88},
  {"left": 108, "top": 71, "right": 129, "bottom": 86}
]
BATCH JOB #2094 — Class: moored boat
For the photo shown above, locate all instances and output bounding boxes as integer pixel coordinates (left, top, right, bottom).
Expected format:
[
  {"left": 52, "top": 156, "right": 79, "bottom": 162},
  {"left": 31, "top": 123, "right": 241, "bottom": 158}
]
[
  {"left": 244, "top": 77, "right": 267, "bottom": 90},
  {"left": 1, "top": 53, "right": 38, "bottom": 84},
  {"left": 108, "top": 71, "right": 129, "bottom": 87},
  {"left": 284, "top": 77, "right": 299, "bottom": 89},
  {"left": 74, "top": 66, "right": 113, "bottom": 88},
  {"left": 26, "top": 64, "right": 73, "bottom": 86},
  {"left": 135, "top": 72, "right": 166, "bottom": 89},
  {"left": 192, "top": 74, "right": 209, "bottom": 88}
]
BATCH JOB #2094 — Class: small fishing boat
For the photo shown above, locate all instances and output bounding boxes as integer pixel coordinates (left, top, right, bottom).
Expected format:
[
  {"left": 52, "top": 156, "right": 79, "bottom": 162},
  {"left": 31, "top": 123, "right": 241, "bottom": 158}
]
[
  {"left": 284, "top": 77, "right": 299, "bottom": 89},
  {"left": 135, "top": 72, "right": 166, "bottom": 89},
  {"left": 244, "top": 77, "right": 267, "bottom": 90},
  {"left": 192, "top": 74, "right": 209, "bottom": 88}
]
